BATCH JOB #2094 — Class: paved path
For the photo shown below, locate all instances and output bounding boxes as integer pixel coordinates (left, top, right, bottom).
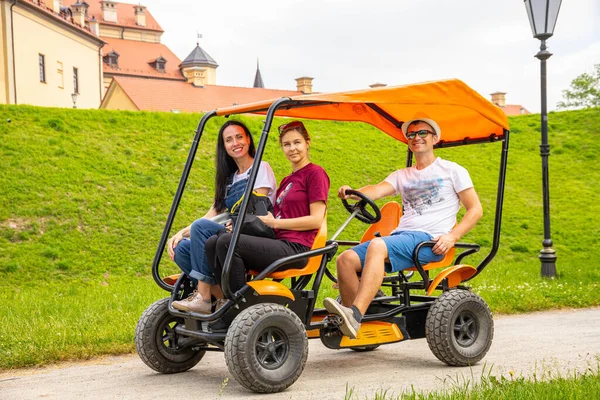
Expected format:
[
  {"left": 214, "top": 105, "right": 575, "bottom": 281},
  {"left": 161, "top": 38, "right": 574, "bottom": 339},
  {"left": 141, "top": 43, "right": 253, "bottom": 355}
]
[{"left": 1, "top": 307, "right": 599, "bottom": 399}]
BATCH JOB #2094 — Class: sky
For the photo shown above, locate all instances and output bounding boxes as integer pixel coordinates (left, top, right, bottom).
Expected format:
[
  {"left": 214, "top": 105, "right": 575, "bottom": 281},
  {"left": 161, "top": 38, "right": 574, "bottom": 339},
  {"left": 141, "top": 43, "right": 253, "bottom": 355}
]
[{"left": 139, "top": 0, "right": 600, "bottom": 113}]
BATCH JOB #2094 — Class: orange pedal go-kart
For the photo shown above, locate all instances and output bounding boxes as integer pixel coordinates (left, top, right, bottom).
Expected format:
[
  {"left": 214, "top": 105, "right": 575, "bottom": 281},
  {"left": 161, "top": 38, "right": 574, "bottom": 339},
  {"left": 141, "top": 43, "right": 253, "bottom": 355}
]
[{"left": 135, "top": 79, "right": 510, "bottom": 393}]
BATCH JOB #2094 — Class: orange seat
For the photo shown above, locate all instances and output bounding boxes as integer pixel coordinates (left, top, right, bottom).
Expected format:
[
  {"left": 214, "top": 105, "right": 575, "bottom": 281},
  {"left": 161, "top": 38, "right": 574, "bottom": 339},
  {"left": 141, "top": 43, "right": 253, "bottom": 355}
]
[
  {"left": 360, "top": 202, "right": 402, "bottom": 243},
  {"left": 249, "top": 214, "right": 328, "bottom": 279}
]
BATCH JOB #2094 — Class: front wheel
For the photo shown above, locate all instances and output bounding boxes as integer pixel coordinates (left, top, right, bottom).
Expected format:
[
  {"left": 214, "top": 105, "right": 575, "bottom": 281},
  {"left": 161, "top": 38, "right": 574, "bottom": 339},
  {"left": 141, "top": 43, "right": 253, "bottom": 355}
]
[
  {"left": 425, "top": 290, "right": 493, "bottom": 366},
  {"left": 224, "top": 303, "right": 308, "bottom": 393},
  {"left": 135, "top": 298, "right": 205, "bottom": 373}
]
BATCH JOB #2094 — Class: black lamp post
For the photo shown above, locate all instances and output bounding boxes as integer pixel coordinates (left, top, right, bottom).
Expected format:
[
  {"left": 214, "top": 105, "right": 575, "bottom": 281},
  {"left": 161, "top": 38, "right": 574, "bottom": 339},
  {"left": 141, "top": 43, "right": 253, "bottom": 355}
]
[
  {"left": 71, "top": 92, "right": 78, "bottom": 109},
  {"left": 524, "top": 0, "right": 562, "bottom": 278}
]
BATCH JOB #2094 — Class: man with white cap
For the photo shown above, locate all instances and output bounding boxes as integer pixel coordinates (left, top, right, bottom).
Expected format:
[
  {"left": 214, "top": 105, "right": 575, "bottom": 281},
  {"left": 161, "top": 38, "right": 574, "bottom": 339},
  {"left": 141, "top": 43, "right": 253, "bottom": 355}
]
[{"left": 323, "top": 116, "right": 483, "bottom": 339}]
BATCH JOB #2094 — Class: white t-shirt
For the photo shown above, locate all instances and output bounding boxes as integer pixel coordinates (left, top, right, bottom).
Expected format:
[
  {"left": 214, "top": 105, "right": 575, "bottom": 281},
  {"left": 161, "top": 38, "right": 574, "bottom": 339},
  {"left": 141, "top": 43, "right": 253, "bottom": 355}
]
[
  {"left": 384, "top": 157, "right": 473, "bottom": 237},
  {"left": 233, "top": 161, "right": 277, "bottom": 205}
]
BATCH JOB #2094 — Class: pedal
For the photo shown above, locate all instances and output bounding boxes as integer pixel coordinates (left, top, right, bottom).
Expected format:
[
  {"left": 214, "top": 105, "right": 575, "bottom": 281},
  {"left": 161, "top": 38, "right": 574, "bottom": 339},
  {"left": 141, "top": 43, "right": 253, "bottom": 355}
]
[{"left": 323, "top": 314, "right": 343, "bottom": 328}]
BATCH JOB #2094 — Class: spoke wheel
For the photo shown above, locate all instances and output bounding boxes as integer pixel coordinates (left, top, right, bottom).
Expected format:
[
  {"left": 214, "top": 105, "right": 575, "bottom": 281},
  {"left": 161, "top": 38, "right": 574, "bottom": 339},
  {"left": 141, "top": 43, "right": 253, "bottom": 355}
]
[
  {"left": 425, "top": 290, "right": 493, "bottom": 366},
  {"left": 225, "top": 303, "right": 308, "bottom": 393},
  {"left": 256, "top": 327, "right": 290, "bottom": 369},
  {"left": 135, "top": 298, "right": 205, "bottom": 373},
  {"left": 453, "top": 310, "right": 479, "bottom": 347}
]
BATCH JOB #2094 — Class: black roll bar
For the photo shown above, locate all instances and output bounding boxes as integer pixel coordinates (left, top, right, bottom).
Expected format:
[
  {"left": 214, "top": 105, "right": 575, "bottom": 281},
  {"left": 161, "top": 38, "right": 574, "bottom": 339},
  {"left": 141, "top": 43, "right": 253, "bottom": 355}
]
[
  {"left": 152, "top": 111, "right": 218, "bottom": 292},
  {"left": 465, "top": 128, "right": 510, "bottom": 281}
]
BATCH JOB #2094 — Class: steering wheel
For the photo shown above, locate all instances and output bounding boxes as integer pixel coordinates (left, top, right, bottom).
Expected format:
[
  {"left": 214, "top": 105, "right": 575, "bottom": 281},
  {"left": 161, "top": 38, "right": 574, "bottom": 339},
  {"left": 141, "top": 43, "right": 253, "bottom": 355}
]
[{"left": 341, "top": 189, "right": 381, "bottom": 224}]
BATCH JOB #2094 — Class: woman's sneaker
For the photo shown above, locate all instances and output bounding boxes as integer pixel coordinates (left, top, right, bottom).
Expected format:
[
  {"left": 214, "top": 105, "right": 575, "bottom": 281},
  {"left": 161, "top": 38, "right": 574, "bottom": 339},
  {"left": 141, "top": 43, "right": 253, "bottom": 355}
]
[{"left": 172, "top": 291, "right": 211, "bottom": 314}]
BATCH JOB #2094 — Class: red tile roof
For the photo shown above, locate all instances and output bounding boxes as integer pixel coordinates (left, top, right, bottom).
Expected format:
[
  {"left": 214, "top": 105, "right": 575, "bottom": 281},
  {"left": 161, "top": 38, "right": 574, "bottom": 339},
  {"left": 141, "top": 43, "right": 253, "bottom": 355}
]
[
  {"left": 62, "top": 0, "right": 163, "bottom": 31},
  {"left": 19, "top": 0, "right": 104, "bottom": 43},
  {"left": 102, "top": 37, "right": 183, "bottom": 80},
  {"left": 499, "top": 105, "right": 531, "bottom": 116},
  {"left": 105, "top": 76, "right": 303, "bottom": 113}
]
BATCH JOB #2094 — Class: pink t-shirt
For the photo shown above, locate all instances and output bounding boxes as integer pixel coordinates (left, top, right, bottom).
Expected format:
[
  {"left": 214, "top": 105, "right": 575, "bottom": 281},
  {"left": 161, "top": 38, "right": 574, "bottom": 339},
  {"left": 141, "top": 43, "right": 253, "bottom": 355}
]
[{"left": 274, "top": 163, "right": 330, "bottom": 248}]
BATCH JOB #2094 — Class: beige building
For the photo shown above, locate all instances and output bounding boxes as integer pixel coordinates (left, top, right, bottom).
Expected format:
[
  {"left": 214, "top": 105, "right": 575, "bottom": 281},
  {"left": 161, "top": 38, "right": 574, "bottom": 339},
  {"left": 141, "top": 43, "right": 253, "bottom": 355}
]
[
  {"left": 0, "top": 0, "right": 105, "bottom": 108},
  {"left": 1, "top": 0, "right": 314, "bottom": 111}
]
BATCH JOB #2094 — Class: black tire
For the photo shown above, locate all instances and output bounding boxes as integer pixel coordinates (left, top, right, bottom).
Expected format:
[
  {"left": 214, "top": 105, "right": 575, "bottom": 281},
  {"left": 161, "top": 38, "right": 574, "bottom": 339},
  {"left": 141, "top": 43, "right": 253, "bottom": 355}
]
[
  {"left": 425, "top": 290, "right": 493, "bottom": 367},
  {"left": 224, "top": 303, "right": 308, "bottom": 393},
  {"left": 135, "top": 297, "right": 205, "bottom": 373},
  {"left": 350, "top": 345, "right": 380, "bottom": 352}
]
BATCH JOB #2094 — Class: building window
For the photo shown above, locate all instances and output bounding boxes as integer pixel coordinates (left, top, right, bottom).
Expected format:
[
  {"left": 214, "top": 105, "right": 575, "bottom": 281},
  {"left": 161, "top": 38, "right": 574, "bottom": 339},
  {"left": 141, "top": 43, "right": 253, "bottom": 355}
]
[
  {"left": 73, "top": 67, "right": 79, "bottom": 94},
  {"left": 39, "top": 54, "right": 46, "bottom": 83},
  {"left": 149, "top": 56, "right": 167, "bottom": 73},
  {"left": 57, "top": 61, "right": 64, "bottom": 89},
  {"left": 103, "top": 51, "right": 119, "bottom": 69}
]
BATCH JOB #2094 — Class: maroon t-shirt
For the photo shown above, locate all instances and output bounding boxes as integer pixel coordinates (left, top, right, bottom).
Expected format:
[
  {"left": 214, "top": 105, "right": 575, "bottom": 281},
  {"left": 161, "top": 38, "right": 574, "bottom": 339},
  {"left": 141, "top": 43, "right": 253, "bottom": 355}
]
[{"left": 273, "top": 163, "right": 330, "bottom": 248}]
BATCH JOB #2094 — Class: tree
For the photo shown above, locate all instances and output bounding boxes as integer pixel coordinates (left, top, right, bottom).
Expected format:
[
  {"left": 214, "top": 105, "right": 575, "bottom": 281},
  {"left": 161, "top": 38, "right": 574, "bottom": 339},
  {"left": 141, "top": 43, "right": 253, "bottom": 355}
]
[{"left": 557, "top": 64, "right": 600, "bottom": 109}]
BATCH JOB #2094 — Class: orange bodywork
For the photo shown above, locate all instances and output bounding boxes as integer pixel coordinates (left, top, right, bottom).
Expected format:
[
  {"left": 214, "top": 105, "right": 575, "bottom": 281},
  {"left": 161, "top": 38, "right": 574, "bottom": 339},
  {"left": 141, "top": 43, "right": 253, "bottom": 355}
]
[
  {"left": 425, "top": 265, "right": 477, "bottom": 296},
  {"left": 340, "top": 321, "right": 404, "bottom": 347},
  {"left": 215, "top": 79, "right": 509, "bottom": 145},
  {"left": 246, "top": 280, "right": 295, "bottom": 301},
  {"left": 249, "top": 214, "right": 327, "bottom": 279}
]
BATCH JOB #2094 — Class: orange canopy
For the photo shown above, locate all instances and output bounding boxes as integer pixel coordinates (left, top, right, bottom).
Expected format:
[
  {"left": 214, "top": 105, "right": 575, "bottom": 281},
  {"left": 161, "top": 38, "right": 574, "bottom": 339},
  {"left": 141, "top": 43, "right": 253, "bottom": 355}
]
[{"left": 215, "top": 79, "right": 509, "bottom": 145}]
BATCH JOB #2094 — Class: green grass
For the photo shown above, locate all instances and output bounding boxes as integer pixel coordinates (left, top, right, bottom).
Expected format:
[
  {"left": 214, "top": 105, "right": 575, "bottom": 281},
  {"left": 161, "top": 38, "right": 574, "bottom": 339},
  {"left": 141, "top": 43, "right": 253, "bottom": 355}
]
[
  {"left": 345, "top": 363, "right": 600, "bottom": 399},
  {"left": 0, "top": 105, "right": 599, "bottom": 369}
]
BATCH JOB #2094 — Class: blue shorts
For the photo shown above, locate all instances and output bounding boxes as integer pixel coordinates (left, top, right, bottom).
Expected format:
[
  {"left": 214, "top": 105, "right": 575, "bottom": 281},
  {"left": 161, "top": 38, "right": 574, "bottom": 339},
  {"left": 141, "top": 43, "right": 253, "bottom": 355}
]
[{"left": 350, "top": 231, "right": 444, "bottom": 273}]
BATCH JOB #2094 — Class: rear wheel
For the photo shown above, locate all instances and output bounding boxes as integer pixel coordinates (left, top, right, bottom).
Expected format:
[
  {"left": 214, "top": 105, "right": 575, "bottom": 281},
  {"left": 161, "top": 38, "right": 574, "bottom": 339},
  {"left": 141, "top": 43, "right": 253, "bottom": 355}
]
[
  {"left": 135, "top": 298, "right": 205, "bottom": 373},
  {"left": 425, "top": 290, "right": 493, "bottom": 366},
  {"left": 350, "top": 345, "right": 380, "bottom": 352},
  {"left": 224, "top": 303, "right": 308, "bottom": 393}
]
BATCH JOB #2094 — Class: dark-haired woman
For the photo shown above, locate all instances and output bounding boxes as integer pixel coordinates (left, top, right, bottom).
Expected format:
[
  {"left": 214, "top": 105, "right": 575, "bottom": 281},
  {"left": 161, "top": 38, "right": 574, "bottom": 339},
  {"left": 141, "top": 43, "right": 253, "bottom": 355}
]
[
  {"left": 206, "top": 120, "right": 329, "bottom": 294},
  {"left": 168, "top": 121, "right": 276, "bottom": 313}
]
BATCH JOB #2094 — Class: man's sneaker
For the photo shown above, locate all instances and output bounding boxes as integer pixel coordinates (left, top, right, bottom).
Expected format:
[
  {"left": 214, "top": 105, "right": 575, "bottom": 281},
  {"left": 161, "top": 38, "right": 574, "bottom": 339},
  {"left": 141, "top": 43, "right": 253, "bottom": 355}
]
[
  {"left": 172, "top": 291, "right": 211, "bottom": 314},
  {"left": 323, "top": 297, "right": 360, "bottom": 339}
]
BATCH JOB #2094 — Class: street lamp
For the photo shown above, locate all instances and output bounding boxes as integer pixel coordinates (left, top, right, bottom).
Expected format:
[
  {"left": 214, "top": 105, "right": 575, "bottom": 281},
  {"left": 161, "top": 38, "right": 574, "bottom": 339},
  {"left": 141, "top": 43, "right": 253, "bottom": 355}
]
[
  {"left": 523, "top": 0, "right": 562, "bottom": 278},
  {"left": 71, "top": 92, "right": 78, "bottom": 109}
]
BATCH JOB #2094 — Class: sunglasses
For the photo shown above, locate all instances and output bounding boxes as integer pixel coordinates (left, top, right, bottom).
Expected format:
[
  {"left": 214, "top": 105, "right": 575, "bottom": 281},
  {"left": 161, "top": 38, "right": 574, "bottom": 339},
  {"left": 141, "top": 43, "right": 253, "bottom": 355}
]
[
  {"left": 278, "top": 120, "right": 305, "bottom": 134},
  {"left": 406, "top": 130, "right": 435, "bottom": 140}
]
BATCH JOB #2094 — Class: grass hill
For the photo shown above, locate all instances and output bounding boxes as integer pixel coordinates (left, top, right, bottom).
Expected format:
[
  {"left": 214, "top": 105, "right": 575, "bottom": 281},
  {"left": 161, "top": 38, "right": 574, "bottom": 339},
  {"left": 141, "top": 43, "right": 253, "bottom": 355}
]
[{"left": 0, "top": 104, "right": 599, "bottom": 368}]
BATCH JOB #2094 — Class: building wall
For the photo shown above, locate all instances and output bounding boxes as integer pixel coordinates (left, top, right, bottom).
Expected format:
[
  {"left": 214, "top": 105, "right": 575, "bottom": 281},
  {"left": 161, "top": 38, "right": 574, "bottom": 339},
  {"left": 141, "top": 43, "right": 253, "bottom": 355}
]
[
  {"left": 100, "top": 82, "right": 138, "bottom": 111},
  {"left": 0, "top": 1, "right": 16, "bottom": 104},
  {"left": 99, "top": 25, "right": 161, "bottom": 43},
  {"left": 11, "top": 5, "right": 102, "bottom": 108}
]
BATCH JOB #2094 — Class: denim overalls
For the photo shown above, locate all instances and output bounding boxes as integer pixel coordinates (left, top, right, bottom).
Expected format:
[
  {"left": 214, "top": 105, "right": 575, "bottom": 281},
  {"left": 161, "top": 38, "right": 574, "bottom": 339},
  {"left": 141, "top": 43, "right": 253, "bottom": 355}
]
[{"left": 174, "top": 173, "right": 249, "bottom": 285}]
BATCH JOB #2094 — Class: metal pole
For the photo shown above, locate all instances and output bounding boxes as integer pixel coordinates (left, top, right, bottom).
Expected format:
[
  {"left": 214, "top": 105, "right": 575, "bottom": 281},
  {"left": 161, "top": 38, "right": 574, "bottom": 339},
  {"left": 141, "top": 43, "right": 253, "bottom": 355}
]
[{"left": 535, "top": 39, "right": 557, "bottom": 278}]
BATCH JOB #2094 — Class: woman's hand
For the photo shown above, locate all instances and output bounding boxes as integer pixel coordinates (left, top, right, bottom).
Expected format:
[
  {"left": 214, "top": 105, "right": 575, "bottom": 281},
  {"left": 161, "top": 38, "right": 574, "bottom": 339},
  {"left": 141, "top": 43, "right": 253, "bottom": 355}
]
[
  {"left": 167, "top": 231, "right": 185, "bottom": 260},
  {"left": 257, "top": 212, "right": 277, "bottom": 228}
]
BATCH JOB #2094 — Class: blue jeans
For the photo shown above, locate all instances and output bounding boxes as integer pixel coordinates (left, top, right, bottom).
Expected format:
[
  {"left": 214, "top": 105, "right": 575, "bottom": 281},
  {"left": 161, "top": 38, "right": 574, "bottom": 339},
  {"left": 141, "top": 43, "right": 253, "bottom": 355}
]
[{"left": 174, "top": 218, "right": 224, "bottom": 285}]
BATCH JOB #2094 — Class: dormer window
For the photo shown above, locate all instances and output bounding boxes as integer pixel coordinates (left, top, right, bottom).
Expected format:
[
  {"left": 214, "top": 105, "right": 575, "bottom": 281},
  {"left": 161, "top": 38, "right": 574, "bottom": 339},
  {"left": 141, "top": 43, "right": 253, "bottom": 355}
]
[
  {"left": 103, "top": 50, "right": 120, "bottom": 68},
  {"left": 149, "top": 56, "right": 167, "bottom": 73}
]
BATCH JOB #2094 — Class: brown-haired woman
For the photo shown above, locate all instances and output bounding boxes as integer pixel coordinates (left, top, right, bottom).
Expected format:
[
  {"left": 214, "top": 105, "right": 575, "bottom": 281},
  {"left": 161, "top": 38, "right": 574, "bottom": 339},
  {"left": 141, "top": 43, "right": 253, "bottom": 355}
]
[{"left": 205, "top": 120, "right": 330, "bottom": 293}]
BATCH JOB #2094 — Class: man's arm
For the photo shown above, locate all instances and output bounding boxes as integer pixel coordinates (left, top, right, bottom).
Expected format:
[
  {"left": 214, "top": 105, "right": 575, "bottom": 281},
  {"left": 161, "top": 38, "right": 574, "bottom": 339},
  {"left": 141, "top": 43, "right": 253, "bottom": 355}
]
[
  {"left": 431, "top": 187, "right": 483, "bottom": 255},
  {"left": 338, "top": 181, "right": 396, "bottom": 201}
]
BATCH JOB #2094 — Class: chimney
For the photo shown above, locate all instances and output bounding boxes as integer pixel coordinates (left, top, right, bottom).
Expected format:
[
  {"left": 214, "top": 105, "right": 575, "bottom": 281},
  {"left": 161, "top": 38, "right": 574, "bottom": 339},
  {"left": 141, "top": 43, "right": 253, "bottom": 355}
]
[
  {"left": 89, "top": 16, "right": 100, "bottom": 36},
  {"left": 369, "top": 83, "right": 387, "bottom": 88},
  {"left": 490, "top": 91, "right": 506, "bottom": 107},
  {"left": 47, "top": 0, "right": 62, "bottom": 13},
  {"left": 182, "top": 66, "right": 207, "bottom": 87},
  {"left": 295, "top": 77, "right": 313, "bottom": 94},
  {"left": 101, "top": 0, "right": 118, "bottom": 23},
  {"left": 134, "top": 5, "right": 146, "bottom": 27},
  {"left": 71, "top": 2, "right": 86, "bottom": 27}
]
